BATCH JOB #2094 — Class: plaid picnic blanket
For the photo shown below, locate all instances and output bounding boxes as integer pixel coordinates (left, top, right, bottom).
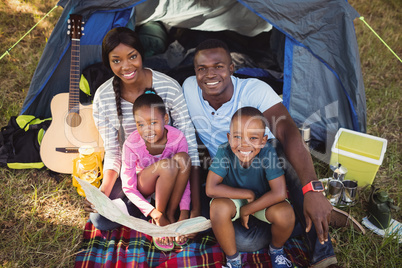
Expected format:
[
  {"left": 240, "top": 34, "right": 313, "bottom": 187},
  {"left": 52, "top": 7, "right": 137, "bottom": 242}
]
[{"left": 75, "top": 221, "right": 310, "bottom": 267}]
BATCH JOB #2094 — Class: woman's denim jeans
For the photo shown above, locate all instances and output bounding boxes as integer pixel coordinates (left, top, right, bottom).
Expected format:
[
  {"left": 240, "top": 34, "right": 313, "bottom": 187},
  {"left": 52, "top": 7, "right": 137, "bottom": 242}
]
[{"left": 89, "top": 177, "right": 143, "bottom": 231}]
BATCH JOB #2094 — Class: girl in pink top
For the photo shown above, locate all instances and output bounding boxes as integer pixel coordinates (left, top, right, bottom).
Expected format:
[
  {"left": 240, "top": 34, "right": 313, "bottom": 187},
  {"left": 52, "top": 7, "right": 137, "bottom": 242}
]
[{"left": 121, "top": 88, "right": 191, "bottom": 250}]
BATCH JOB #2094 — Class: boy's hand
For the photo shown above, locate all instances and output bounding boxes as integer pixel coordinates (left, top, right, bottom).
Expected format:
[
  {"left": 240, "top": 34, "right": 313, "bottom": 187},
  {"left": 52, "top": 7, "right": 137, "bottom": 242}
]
[
  {"left": 240, "top": 207, "right": 250, "bottom": 229},
  {"left": 246, "top": 190, "right": 255, "bottom": 203}
]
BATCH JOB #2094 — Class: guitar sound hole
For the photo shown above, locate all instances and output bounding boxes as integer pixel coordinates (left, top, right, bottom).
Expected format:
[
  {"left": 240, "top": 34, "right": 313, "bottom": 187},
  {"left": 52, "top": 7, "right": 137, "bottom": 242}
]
[{"left": 66, "top": 112, "right": 82, "bottom": 127}]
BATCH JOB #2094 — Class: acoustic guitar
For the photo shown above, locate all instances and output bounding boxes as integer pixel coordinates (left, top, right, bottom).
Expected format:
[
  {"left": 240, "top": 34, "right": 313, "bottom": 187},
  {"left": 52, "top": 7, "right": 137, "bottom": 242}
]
[{"left": 40, "top": 14, "right": 104, "bottom": 174}]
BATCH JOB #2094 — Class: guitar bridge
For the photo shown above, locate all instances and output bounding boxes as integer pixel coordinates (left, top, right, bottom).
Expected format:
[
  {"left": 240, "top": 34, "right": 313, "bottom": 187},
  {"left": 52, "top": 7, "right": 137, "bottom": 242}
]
[{"left": 56, "top": 147, "right": 79, "bottom": 153}]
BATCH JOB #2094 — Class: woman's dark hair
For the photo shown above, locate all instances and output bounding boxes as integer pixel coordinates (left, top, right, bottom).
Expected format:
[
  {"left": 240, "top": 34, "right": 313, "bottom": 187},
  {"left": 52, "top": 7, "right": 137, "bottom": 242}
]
[
  {"left": 133, "top": 88, "right": 166, "bottom": 117},
  {"left": 102, "top": 27, "right": 145, "bottom": 117},
  {"left": 102, "top": 27, "right": 145, "bottom": 69}
]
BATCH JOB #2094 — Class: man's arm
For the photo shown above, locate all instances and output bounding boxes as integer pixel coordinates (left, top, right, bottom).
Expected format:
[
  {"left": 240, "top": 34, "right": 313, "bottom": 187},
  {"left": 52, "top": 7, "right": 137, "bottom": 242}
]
[{"left": 263, "top": 103, "right": 332, "bottom": 244}]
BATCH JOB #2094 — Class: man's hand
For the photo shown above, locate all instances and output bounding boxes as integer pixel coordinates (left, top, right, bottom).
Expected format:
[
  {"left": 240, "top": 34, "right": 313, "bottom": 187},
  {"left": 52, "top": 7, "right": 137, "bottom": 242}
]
[{"left": 303, "top": 191, "right": 333, "bottom": 244}]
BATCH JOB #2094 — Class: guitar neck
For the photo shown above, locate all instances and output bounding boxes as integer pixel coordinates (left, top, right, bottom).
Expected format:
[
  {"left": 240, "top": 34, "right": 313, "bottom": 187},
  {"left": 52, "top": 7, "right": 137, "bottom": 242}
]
[{"left": 69, "top": 38, "right": 80, "bottom": 114}]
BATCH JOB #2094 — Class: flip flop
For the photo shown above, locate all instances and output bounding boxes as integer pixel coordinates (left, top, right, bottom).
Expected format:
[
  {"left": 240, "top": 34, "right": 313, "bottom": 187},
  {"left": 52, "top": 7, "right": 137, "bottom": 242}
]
[
  {"left": 153, "top": 237, "right": 174, "bottom": 251},
  {"left": 174, "top": 238, "right": 189, "bottom": 247}
]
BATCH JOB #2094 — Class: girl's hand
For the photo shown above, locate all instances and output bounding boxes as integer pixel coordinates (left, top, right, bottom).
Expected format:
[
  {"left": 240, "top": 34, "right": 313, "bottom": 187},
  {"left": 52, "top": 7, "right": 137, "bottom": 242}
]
[
  {"left": 150, "top": 209, "right": 171, "bottom": 227},
  {"left": 83, "top": 199, "right": 97, "bottom": 213}
]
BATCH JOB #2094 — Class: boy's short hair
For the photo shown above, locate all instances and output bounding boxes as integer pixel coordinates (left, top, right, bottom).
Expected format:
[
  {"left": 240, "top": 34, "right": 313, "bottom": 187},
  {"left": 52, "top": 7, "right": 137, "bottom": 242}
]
[
  {"left": 194, "top": 39, "right": 232, "bottom": 62},
  {"left": 231, "top": 106, "right": 267, "bottom": 129}
]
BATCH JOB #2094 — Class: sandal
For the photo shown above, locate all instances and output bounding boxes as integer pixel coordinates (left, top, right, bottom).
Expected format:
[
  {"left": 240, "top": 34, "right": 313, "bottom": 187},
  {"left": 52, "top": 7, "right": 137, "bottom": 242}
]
[
  {"left": 174, "top": 238, "right": 189, "bottom": 247},
  {"left": 153, "top": 237, "right": 174, "bottom": 251}
]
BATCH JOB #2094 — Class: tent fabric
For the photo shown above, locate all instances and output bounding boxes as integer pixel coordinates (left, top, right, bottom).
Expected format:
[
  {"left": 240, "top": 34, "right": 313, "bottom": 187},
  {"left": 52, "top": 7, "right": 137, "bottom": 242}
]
[
  {"left": 21, "top": 0, "right": 366, "bottom": 144},
  {"left": 133, "top": 0, "right": 273, "bottom": 36},
  {"left": 237, "top": 0, "right": 366, "bottom": 137}
]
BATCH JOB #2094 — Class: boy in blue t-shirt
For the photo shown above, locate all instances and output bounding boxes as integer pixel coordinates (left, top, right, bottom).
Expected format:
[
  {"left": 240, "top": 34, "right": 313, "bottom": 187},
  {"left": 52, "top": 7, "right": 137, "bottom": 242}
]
[{"left": 206, "top": 107, "right": 295, "bottom": 268}]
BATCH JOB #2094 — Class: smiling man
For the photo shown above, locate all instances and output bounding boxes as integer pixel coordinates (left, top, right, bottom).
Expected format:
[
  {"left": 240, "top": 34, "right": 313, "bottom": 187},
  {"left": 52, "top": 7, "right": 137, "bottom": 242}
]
[
  {"left": 183, "top": 40, "right": 281, "bottom": 158},
  {"left": 182, "top": 39, "right": 338, "bottom": 267}
]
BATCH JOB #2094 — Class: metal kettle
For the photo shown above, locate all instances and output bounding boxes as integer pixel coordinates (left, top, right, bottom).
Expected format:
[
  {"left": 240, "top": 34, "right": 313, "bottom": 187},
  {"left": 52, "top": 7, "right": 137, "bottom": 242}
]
[{"left": 367, "top": 186, "right": 399, "bottom": 229}]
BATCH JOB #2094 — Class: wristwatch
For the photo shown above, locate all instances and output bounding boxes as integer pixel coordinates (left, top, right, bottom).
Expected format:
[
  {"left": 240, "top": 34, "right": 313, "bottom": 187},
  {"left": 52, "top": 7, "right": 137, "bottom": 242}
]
[{"left": 302, "top": 181, "right": 325, "bottom": 195}]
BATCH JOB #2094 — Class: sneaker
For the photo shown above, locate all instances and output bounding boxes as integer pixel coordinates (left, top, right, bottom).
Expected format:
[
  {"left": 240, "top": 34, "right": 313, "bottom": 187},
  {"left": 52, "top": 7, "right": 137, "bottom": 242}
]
[
  {"left": 269, "top": 249, "right": 293, "bottom": 268},
  {"left": 223, "top": 258, "right": 242, "bottom": 268},
  {"left": 330, "top": 207, "right": 366, "bottom": 234}
]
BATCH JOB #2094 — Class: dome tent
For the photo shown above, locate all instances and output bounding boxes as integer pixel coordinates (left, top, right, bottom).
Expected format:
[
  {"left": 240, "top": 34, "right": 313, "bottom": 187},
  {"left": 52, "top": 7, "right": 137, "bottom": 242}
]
[{"left": 21, "top": 0, "right": 366, "bottom": 155}]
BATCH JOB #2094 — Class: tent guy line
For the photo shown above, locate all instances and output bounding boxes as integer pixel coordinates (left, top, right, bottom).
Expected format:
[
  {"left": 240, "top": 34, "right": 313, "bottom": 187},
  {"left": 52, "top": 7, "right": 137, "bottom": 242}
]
[
  {"left": 359, "top": 16, "right": 402, "bottom": 63},
  {"left": 0, "top": 5, "right": 59, "bottom": 61}
]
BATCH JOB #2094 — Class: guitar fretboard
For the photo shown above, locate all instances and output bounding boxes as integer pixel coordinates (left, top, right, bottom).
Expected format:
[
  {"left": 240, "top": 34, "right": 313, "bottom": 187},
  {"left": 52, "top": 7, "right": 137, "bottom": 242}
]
[{"left": 68, "top": 38, "right": 80, "bottom": 114}]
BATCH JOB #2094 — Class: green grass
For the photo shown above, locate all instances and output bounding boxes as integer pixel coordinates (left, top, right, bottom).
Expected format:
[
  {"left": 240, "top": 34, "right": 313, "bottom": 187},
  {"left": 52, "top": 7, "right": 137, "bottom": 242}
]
[
  {"left": 0, "top": 168, "right": 85, "bottom": 267},
  {"left": 0, "top": 0, "right": 400, "bottom": 267}
]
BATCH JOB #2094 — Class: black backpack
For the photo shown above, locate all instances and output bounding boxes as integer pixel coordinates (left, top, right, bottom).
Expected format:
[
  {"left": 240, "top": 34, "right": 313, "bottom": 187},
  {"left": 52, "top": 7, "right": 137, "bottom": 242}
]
[{"left": 0, "top": 115, "right": 51, "bottom": 169}]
